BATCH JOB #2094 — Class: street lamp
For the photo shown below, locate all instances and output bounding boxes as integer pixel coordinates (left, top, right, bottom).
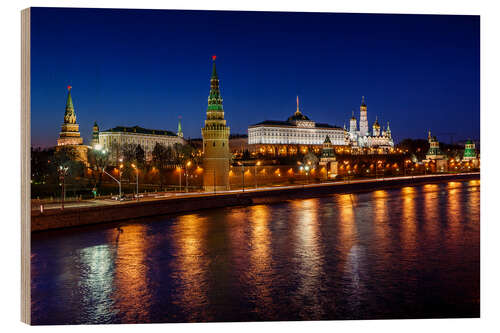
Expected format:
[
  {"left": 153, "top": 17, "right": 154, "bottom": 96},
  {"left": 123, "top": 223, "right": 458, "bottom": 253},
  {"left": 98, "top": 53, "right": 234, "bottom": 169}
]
[
  {"left": 102, "top": 167, "right": 121, "bottom": 199},
  {"left": 304, "top": 165, "right": 310, "bottom": 185},
  {"left": 58, "top": 165, "right": 69, "bottom": 209},
  {"left": 255, "top": 161, "right": 261, "bottom": 189},
  {"left": 131, "top": 163, "right": 139, "bottom": 201},
  {"left": 119, "top": 158, "right": 123, "bottom": 197},
  {"left": 185, "top": 161, "right": 192, "bottom": 192}
]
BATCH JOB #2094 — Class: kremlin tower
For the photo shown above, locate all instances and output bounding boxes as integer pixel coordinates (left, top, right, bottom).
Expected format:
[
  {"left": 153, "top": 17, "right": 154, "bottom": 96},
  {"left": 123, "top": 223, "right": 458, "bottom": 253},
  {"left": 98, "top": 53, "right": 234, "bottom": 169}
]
[
  {"left": 359, "top": 96, "right": 369, "bottom": 136},
  {"left": 177, "top": 116, "right": 183, "bottom": 138},
  {"left": 57, "top": 86, "right": 87, "bottom": 162},
  {"left": 349, "top": 110, "right": 357, "bottom": 134},
  {"left": 57, "top": 86, "right": 83, "bottom": 147},
  {"left": 91, "top": 121, "right": 99, "bottom": 147},
  {"left": 372, "top": 116, "right": 380, "bottom": 136},
  {"left": 201, "top": 56, "right": 230, "bottom": 191}
]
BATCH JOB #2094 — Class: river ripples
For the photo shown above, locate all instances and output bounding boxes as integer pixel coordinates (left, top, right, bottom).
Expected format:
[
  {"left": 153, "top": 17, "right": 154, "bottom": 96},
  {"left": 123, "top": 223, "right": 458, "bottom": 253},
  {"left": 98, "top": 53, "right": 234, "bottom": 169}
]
[{"left": 31, "top": 180, "right": 480, "bottom": 324}]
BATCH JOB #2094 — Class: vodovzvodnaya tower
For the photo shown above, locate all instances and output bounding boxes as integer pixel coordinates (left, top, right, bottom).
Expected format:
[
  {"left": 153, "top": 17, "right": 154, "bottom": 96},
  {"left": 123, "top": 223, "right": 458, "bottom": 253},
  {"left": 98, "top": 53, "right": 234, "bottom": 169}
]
[{"left": 201, "top": 56, "right": 230, "bottom": 191}]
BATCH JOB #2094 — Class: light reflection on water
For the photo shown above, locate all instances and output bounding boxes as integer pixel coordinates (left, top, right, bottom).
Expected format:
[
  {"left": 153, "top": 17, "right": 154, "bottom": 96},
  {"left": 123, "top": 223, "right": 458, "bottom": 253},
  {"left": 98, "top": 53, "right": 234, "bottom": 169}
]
[{"left": 31, "top": 180, "right": 480, "bottom": 324}]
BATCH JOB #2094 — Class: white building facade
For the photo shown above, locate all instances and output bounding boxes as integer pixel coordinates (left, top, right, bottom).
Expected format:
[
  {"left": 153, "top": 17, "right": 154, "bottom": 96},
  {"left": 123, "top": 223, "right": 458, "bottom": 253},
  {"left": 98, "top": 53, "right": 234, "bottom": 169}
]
[
  {"left": 248, "top": 97, "right": 346, "bottom": 146},
  {"left": 96, "top": 125, "right": 185, "bottom": 162},
  {"left": 248, "top": 96, "right": 394, "bottom": 150}
]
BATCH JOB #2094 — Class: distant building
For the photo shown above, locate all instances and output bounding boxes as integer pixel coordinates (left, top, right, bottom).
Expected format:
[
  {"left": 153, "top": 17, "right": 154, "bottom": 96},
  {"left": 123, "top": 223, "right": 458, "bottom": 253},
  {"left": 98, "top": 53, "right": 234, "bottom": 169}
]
[
  {"left": 96, "top": 125, "right": 185, "bottom": 163},
  {"left": 463, "top": 140, "right": 477, "bottom": 161},
  {"left": 56, "top": 86, "right": 88, "bottom": 162},
  {"left": 424, "top": 130, "right": 448, "bottom": 172},
  {"left": 463, "top": 139, "right": 479, "bottom": 168},
  {"left": 319, "top": 136, "right": 338, "bottom": 179},
  {"left": 201, "top": 56, "right": 230, "bottom": 191}
]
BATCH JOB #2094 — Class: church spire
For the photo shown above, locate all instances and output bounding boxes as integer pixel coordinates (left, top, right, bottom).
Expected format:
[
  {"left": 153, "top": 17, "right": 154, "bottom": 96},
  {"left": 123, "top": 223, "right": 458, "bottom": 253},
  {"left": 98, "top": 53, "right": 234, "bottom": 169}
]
[
  {"left": 295, "top": 95, "right": 301, "bottom": 115},
  {"left": 64, "top": 85, "right": 76, "bottom": 124},
  {"left": 177, "top": 116, "right": 183, "bottom": 138},
  {"left": 211, "top": 55, "right": 218, "bottom": 79},
  {"left": 207, "top": 55, "right": 223, "bottom": 112}
]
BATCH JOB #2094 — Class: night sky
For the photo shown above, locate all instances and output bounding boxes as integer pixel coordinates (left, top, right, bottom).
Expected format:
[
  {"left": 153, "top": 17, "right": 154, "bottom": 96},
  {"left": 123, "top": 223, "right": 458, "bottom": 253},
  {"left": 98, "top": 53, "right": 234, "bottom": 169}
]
[{"left": 30, "top": 7, "right": 479, "bottom": 147}]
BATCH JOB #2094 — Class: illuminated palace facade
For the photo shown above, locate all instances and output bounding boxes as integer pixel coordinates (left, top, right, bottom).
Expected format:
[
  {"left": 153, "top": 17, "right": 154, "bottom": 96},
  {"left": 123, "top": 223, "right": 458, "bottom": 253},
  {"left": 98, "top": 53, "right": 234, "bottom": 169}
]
[
  {"left": 248, "top": 97, "right": 346, "bottom": 155},
  {"left": 93, "top": 123, "right": 185, "bottom": 163},
  {"left": 248, "top": 96, "right": 394, "bottom": 155}
]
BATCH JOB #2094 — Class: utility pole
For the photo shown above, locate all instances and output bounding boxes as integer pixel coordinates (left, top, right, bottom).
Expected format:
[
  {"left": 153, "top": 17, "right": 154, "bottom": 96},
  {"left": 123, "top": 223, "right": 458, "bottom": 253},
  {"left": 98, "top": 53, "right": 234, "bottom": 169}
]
[{"left": 58, "top": 166, "right": 68, "bottom": 209}]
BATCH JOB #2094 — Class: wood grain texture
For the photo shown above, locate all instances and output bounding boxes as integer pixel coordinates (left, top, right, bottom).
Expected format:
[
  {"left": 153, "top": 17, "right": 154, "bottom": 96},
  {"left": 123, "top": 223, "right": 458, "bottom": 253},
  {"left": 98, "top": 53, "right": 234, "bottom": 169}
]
[{"left": 21, "top": 7, "right": 31, "bottom": 325}]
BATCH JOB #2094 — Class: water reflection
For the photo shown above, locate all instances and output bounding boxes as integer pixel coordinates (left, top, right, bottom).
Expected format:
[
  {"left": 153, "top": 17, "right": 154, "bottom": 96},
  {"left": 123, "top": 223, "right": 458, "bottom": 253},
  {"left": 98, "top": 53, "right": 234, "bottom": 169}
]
[
  {"left": 291, "top": 199, "right": 325, "bottom": 319},
  {"left": 446, "top": 183, "right": 462, "bottom": 247},
  {"left": 171, "top": 214, "right": 210, "bottom": 321},
  {"left": 423, "top": 184, "right": 440, "bottom": 243},
  {"left": 76, "top": 244, "right": 115, "bottom": 323},
  {"left": 248, "top": 205, "right": 273, "bottom": 316},
  {"left": 401, "top": 187, "right": 417, "bottom": 257},
  {"left": 30, "top": 180, "right": 480, "bottom": 324},
  {"left": 112, "top": 224, "right": 151, "bottom": 323},
  {"left": 372, "top": 190, "right": 390, "bottom": 257}
]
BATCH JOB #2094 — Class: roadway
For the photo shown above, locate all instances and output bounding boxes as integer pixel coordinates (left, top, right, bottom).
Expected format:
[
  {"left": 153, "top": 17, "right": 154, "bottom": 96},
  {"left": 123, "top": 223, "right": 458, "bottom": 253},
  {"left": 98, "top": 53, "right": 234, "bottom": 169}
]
[{"left": 33, "top": 172, "right": 479, "bottom": 212}]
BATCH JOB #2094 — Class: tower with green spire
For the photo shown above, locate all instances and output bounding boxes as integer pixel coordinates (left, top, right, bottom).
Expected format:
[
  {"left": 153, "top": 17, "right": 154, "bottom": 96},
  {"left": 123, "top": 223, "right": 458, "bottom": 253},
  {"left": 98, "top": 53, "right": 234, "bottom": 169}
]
[
  {"left": 177, "top": 116, "right": 183, "bottom": 138},
  {"left": 201, "top": 56, "right": 230, "bottom": 191},
  {"left": 463, "top": 139, "right": 477, "bottom": 160},
  {"left": 57, "top": 85, "right": 83, "bottom": 147},
  {"left": 319, "top": 135, "right": 338, "bottom": 179},
  {"left": 91, "top": 121, "right": 100, "bottom": 146}
]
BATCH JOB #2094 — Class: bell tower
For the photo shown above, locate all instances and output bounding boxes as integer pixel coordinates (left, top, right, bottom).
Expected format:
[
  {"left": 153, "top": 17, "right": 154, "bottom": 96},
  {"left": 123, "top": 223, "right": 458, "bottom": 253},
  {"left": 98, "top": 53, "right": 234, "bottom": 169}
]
[
  {"left": 359, "top": 96, "right": 369, "bottom": 136},
  {"left": 201, "top": 55, "right": 230, "bottom": 191}
]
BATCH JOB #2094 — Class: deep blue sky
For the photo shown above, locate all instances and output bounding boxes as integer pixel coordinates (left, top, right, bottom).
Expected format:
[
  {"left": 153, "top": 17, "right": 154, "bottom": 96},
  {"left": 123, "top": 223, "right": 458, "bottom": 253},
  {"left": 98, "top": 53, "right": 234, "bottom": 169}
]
[{"left": 31, "top": 7, "right": 479, "bottom": 147}]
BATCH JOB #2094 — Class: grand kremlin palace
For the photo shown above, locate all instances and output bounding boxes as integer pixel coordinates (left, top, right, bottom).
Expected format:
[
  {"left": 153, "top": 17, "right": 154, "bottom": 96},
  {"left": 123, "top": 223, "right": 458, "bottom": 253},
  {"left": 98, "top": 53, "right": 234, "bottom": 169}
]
[{"left": 248, "top": 96, "right": 394, "bottom": 155}]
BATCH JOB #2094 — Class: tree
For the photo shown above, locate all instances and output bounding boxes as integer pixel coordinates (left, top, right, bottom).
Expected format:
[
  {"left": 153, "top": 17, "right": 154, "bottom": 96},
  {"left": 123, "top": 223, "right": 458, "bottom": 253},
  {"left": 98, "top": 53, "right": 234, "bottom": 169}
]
[
  {"left": 303, "top": 152, "right": 319, "bottom": 169},
  {"left": 152, "top": 143, "right": 169, "bottom": 186},
  {"left": 87, "top": 147, "right": 110, "bottom": 190},
  {"left": 135, "top": 144, "right": 145, "bottom": 169}
]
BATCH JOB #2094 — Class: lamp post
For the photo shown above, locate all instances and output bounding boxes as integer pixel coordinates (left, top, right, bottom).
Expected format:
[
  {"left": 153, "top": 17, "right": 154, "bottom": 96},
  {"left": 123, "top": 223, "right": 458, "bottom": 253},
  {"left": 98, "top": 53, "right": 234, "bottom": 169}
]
[
  {"left": 178, "top": 167, "right": 182, "bottom": 192},
  {"left": 185, "top": 161, "right": 192, "bottom": 193},
  {"left": 58, "top": 165, "right": 68, "bottom": 210},
  {"left": 131, "top": 163, "right": 139, "bottom": 201},
  {"left": 102, "top": 167, "right": 121, "bottom": 199},
  {"left": 255, "top": 161, "right": 260, "bottom": 189},
  {"left": 305, "top": 165, "right": 310, "bottom": 185},
  {"left": 119, "top": 158, "right": 123, "bottom": 197}
]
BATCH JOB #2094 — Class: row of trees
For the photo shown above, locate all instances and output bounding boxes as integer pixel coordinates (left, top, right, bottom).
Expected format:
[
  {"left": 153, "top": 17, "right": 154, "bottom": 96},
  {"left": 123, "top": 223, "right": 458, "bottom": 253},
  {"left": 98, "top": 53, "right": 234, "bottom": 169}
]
[{"left": 31, "top": 142, "right": 202, "bottom": 198}]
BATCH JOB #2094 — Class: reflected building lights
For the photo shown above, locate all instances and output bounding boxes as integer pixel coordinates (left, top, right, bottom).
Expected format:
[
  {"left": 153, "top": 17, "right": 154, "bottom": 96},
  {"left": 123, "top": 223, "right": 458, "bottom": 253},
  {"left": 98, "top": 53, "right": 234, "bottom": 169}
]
[
  {"left": 291, "top": 199, "right": 325, "bottom": 319},
  {"left": 112, "top": 224, "right": 151, "bottom": 323},
  {"left": 171, "top": 214, "right": 210, "bottom": 321},
  {"left": 248, "top": 205, "right": 274, "bottom": 315}
]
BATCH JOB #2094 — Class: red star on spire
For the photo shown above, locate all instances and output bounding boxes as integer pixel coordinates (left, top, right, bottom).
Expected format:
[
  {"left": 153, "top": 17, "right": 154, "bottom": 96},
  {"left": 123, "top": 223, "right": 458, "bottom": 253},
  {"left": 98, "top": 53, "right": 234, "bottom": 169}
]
[
  {"left": 67, "top": 85, "right": 72, "bottom": 91},
  {"left": 212, "top": 55, "right": 217, "bottom": 61}
]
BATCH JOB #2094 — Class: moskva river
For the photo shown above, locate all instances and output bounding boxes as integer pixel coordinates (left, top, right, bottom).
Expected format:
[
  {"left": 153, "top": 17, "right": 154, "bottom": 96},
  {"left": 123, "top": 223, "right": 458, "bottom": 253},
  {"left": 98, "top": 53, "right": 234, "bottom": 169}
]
[{"left": 31, "top": 180, "right": 480, "bottom": 324}]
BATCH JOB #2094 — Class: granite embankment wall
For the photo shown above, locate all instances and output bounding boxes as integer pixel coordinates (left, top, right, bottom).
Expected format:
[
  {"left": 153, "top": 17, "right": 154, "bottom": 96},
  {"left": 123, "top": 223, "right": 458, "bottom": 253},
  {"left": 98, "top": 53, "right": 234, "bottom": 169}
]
[{"left": 31, "top": 173, "right": 479, "bottom": 232}]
